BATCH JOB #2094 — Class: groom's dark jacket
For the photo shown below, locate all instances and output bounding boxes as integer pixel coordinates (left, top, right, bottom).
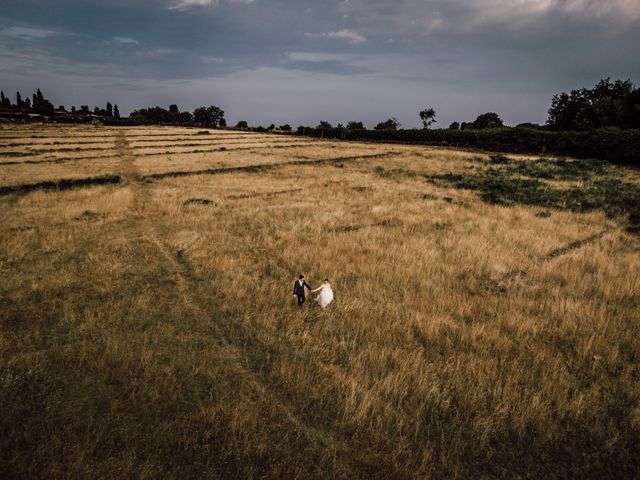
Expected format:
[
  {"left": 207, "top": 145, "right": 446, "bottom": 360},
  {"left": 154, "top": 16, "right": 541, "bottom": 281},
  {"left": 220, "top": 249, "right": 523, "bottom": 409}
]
[{"left": 293, "top": 279, "right": 312, "bottom": 298}]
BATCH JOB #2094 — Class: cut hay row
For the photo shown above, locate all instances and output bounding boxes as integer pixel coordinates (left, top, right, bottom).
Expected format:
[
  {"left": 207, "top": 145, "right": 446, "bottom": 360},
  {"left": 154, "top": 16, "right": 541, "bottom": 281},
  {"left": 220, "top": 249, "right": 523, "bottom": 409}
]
[
  {"left": 141, "top": 151, "right": 399, "bottom": 181},
  {"left": 0, "top": 152, "right": 398, "bottom": 195},
  {"left": 0, "top": 174, "right": 121, "bottom": 196},
  {"left": 0, "top": 139, "right": 318, "bottom": 159},
  {"left": 3, "top": 134, "right": 280, "bottom": 148},
  {"left": 0, "top": 154, "right": 118, "bottom": 166},
  {"left": 0, "top": 130, "right": 265, "bottom": 141},
  {"left": 0, "top": 142, "right": 335, "bottom": 166}
]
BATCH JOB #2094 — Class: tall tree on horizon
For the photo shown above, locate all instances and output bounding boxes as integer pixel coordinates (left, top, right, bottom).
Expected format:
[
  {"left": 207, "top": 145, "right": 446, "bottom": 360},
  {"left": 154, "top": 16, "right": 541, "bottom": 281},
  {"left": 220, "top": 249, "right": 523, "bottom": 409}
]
[
  {"left": 106, "top": 102, "right": 113, "bottom": 117},
  {"left": 113, "top": 104, "right": 120, "bottom": 118},
  {"left": 0, "top": 91, "right": 10, "bottom": 108},
  {"left": 16, "top": 91, "right": 23, "bottom": 107},
  {"left": 419, "top": 107, "right": 437, "bottom": 129}
]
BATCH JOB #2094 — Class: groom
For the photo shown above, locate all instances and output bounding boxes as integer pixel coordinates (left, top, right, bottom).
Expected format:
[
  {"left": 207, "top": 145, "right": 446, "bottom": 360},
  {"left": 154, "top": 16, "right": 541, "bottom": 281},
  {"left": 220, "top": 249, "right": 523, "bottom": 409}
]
[{"left": 292, "top": 274, "right": 313, "bottom": 307}]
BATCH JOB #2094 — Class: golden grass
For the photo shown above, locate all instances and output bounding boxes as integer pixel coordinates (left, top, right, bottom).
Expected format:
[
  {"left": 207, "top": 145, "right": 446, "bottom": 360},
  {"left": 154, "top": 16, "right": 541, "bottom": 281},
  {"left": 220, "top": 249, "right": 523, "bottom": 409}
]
[{"left": 1, "top": 125, "right": 639, "bottom": 479}]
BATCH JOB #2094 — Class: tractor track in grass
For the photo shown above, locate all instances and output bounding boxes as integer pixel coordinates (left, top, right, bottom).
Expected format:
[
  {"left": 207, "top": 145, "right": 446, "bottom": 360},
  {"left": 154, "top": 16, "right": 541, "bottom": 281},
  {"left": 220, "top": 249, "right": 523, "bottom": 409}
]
[{"left": 485, "top": 229, "right": 612, "bottom": 293}]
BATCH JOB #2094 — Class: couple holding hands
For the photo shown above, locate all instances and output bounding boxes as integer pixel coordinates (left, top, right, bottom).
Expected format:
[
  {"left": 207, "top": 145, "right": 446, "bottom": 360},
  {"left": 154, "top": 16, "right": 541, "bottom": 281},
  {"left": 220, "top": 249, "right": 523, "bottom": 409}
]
[{"left": 293, "top": 274, "right": 334, "bottom": 309}]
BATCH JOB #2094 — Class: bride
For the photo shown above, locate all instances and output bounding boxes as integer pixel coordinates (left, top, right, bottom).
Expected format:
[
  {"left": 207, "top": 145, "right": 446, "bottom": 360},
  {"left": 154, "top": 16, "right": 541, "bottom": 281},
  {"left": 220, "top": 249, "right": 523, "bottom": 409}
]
[{"left": 311, "top": 279, "right": 334, "bottom": 309}]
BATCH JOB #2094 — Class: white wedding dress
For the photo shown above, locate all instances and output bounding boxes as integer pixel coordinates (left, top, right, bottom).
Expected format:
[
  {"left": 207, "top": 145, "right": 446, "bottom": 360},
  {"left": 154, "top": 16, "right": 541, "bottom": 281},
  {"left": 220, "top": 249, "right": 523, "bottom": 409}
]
[{"left": 315, "top": 285, "right": 334, "bottom": 309}]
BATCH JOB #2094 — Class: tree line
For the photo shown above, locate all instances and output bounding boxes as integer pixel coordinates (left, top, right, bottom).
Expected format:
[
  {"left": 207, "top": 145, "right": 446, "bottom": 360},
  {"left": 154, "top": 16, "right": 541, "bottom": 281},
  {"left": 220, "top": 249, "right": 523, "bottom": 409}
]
[
  {"left": 295, "top": 77, "right": 639, "bottom": 134},
  {"left": 129, "top": 104, "right": 226, "bottom": 127},
  {"left": 0, "top": 88, "right": 121, "bottom": 119},
  {"left": 293, "top": 78, "right": 639, "bottom": 166},
  {"left": 2, "top": 78, "right": 637, "bottom": 131}
]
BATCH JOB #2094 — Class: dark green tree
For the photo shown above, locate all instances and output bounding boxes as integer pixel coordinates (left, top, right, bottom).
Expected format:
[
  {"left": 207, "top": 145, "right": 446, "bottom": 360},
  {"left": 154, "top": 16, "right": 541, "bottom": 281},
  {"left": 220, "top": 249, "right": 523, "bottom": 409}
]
[
  {"left": 106, "top": 102, "right": 113, "bottom": 117},
  {"left": 467, "top": 112, "right": 503, "bottom": 129},
  {"left": 113, "top": 105, "right": 120, "bottom": 118},
  {"left": 547, "top": 78, "right": 640, "bottom": 130},
  {"left": 346, "top": 121, "right": 364, "bottom": 130},
  {"left": 419, "top": 107, "right": 437, "bottom": 128},
  {"left": 546, "top": 91, "right": 588, "bottom": 130},
  {"left": 16, "top": 91, "right": 23, "bottom": 107},
  {"left": 1, "top": 91, "right": 10, "bottom": 108},
  {"left": 374, "top": 117, "right": 400, "bottom": 130},
  {"left": 448, "top": 121, "right": 460, "bottom": 130},
  {"left": 235, "top": 120, "right": 248, "bottom": 129},
  {"left": 34, "top": 99, "right": 54, "bottom": 115},
  {"left": 193, "top": 105, "right": 225, "bottom": 127}
]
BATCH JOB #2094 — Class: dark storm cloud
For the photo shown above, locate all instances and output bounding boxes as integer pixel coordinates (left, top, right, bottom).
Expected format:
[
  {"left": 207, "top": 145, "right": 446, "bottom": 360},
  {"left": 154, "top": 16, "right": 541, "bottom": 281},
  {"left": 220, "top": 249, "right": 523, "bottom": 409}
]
[{"left": 1, "top": 0, "right": 638, "bottom": 125}]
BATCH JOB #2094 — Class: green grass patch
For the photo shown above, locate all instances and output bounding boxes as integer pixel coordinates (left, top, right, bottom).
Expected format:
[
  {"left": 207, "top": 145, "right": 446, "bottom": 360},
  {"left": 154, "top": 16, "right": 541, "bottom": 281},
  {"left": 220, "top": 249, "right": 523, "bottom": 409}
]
[{"left": 428, "top": 158, "right": 640, "bottom": 232}]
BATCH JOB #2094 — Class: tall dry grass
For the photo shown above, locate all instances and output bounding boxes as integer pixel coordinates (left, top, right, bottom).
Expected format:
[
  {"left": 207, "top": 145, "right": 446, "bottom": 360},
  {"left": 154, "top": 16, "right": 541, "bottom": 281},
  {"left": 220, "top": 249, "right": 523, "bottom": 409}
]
[{"left": 1, "top": 125, "right": 638, "bottom": 479}]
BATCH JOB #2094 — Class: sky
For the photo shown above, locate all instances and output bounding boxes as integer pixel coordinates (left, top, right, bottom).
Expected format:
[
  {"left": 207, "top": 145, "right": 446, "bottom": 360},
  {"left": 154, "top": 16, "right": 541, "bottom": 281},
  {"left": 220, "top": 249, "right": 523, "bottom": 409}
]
[{"left": 1, "top": 0, "right": 639, "bottom": 128}]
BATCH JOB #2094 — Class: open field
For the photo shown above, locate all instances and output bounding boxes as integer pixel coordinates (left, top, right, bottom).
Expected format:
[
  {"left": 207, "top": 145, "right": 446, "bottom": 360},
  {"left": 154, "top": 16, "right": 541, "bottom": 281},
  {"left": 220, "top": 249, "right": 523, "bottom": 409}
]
[{"left": 1, "top": 124, "right": 639, "bottom": 478}]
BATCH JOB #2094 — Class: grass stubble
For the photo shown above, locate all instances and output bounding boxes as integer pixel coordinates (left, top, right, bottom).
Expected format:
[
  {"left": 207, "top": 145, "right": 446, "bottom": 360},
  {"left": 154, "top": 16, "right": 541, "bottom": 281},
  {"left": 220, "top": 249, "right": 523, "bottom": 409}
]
[{"left": 0, "top": 125, "right": 639, "bottom": 479}]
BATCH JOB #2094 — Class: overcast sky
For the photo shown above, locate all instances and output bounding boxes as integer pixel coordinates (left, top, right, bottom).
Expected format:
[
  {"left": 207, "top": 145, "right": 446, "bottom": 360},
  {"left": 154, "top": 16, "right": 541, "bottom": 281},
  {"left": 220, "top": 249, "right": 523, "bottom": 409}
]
[{"left": 1, "top": 0, "right": 639, "bottom": 128}]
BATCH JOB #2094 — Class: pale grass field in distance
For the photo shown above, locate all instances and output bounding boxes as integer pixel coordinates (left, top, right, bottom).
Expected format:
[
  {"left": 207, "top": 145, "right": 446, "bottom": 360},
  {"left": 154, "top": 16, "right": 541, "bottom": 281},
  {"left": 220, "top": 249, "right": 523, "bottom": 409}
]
[{"left": 0, "top": 124, "right": 639, "bottom": 479}]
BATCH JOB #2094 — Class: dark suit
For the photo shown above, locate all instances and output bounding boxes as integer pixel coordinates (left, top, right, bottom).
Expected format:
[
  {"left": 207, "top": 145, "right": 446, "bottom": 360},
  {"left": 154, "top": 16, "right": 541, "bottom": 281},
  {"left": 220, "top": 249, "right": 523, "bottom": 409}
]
[{"left": 293, "top": 279, "right": 312, "bottom": 306}]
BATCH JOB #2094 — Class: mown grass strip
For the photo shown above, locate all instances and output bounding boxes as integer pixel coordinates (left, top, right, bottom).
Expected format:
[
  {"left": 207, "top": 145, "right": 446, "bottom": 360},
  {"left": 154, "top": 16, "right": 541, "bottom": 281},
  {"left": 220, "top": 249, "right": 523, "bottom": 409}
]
[
  {"left": 0, "top": 174, "right": 121, "bottom": 196},
  {"left": 226, "top": 188, "right": 303, "bottom": 200},
  {"left": 141, "top": 152, "right": 399, "bottom": 181},
  {"left": 0, "top": 131, "right": 267, "bottom": 141},
  {"left": 331, "top": 218, "right": 403, "bottom": 233},
  {"left": 0, "top": 154, "right": 117, "bottom": 166},
  {"left": 4, "top": 135, "right": 277, "bottom": 148},
  {"left": 0, "top": 146, "right": 112, "bottom": 157},
  {"left": 3, "top": 135, "right": 289, "bottom": 150},
  {"left": 0, "top": 142, "right": 327, "bottom": 166},
  {"left": 544, "top": 230, "right": 610, "bottom": 260}
]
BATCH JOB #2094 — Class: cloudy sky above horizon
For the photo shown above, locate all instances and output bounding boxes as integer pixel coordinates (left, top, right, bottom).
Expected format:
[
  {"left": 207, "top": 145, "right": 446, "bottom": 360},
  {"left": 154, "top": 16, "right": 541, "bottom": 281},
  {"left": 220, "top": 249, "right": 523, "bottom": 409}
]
[{"left": 1, "top": 0, "right": 639, "bottom": 127}]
